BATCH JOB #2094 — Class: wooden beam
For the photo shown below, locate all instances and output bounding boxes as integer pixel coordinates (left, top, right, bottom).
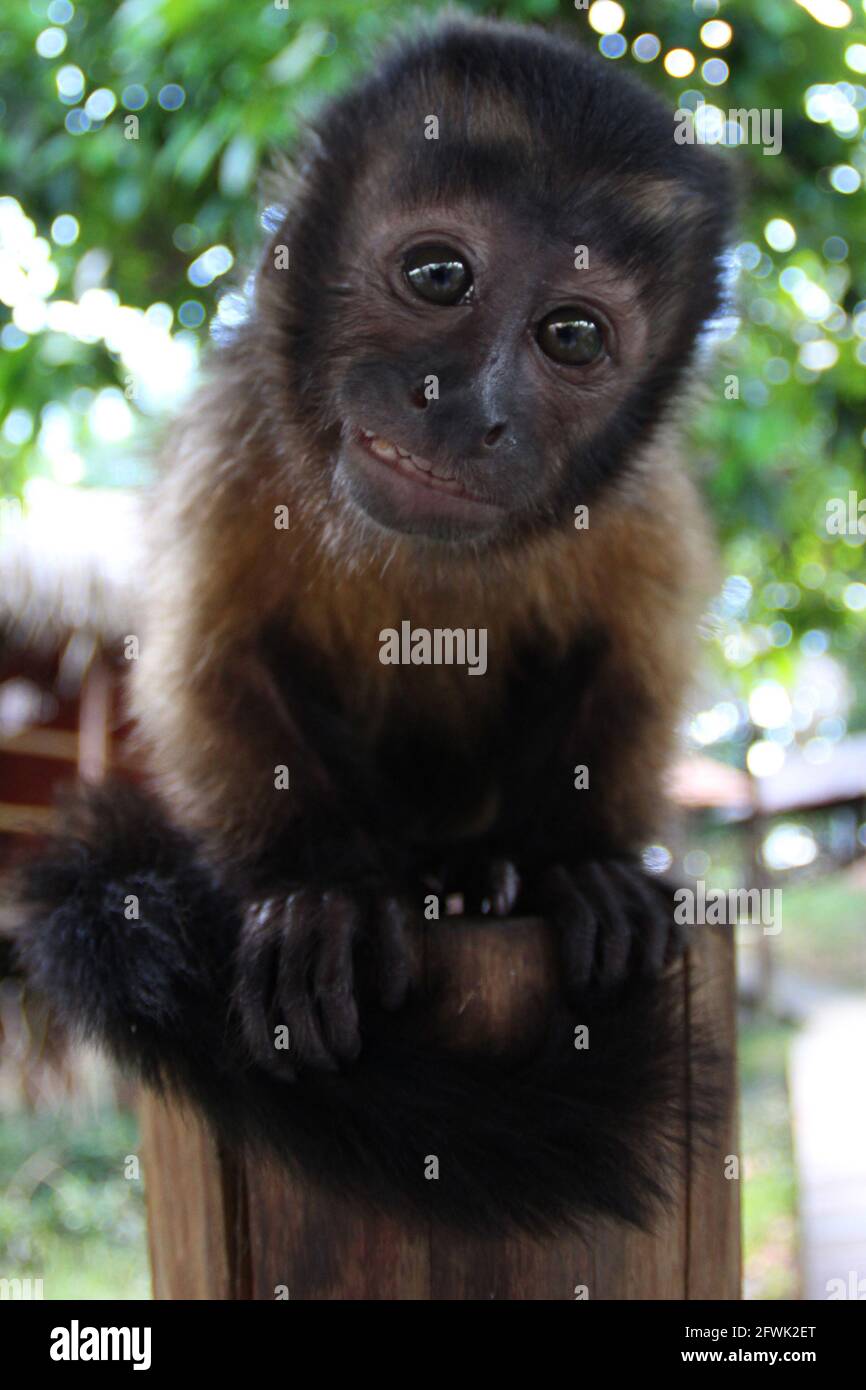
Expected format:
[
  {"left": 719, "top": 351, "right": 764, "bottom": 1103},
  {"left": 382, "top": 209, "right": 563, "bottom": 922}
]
[
  {"left": 0, "top": 803, "right": 56, "bottom": 834},
  {"left": 0, "top": 729, "right": 79, "bottom": 760}
]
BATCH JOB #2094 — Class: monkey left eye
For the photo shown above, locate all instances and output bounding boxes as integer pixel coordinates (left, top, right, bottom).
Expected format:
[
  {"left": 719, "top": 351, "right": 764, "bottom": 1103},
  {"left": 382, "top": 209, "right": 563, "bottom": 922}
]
[
  {"left": 403, "top": 243, "right": 472, "bottom": 305},
  {"left": 537, "top": 308, "right": 604, "bottom": 366}
]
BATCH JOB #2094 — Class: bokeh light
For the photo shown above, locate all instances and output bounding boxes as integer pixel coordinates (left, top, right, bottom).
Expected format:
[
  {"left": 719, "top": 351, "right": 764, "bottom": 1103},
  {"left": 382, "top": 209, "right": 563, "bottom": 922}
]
[
  {"left": 158, "top": 84, "right": 186, "bottom": 111},
  {"left": 600, "top": 33, "right": 627, "bottom": 59},
  {"left": 50, "top": 214, "right": 79, "bottom": 246},
  {"left": 702, "top": 59, "right": 729, "bottom": 84},
  {"left": 187, "top": 245, "right": 234, "bottom": 288},
  {"left": 700, "top": 20, "right": 733, "bottom": 48},
  {"left": 764, "top": 218, "right": 797, "bottom": 252},
  {"left": 587, "top": 2, "right": 625, "bottom": 35},
  {"left": 632, "top": 33, "right": 661, "bottom": 63},
  {"left": 829, "top": 163, "right": 861, "bottom": 192},
  {"left": 85, "top": 88, "right": 117, "bottom": 121},
  {"left": 794, "top": 0, "right": 853, "bottom": 27},
  {"left": 35, "top": 28, "right": 67, "bottom": 59},
  {"left": 55, "top": 64, "right": 84, "bottom": 102},
  {"left": 664, "top": 48, "right": 696, "bottom": 78},
  {"left": 122, "top": 85, "right": 148, "bottom": 110},
  {"left": 747, "top": 741, "right": 786, "bottom": 777},
  {"left": 178, "top": 300, "right": 205, "bottom": 328}
]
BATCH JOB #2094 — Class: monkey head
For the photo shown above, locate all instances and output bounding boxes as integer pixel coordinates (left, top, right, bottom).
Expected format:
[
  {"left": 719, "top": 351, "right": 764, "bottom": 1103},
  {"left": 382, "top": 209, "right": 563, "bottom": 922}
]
[{"left": 254, "top": 19, "right": 734, "bottom": 547}]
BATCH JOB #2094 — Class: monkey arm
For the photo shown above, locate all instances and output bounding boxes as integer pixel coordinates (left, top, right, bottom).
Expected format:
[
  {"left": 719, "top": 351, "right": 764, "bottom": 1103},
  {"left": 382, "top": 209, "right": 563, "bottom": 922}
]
[
  {"left": 420, "top": 633, "right": 689, "bottom": 998},
  {"left": 135, "top": 625, "right": 421, "bottom": 1077},
  {"left": 137, "top": 634, "right": 381, "bottom": 884}
]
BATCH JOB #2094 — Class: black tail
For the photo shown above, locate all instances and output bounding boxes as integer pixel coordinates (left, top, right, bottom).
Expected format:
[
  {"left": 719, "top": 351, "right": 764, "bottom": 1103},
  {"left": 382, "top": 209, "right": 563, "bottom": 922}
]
[{"left": 12, "top": 782, "right": 724, "bottom": 1235}]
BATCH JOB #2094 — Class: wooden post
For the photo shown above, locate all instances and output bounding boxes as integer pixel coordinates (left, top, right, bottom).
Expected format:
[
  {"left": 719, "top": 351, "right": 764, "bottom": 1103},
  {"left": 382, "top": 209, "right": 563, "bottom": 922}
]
[{"left": 139, "top": 920, "right": 740, "bottom": 1300}]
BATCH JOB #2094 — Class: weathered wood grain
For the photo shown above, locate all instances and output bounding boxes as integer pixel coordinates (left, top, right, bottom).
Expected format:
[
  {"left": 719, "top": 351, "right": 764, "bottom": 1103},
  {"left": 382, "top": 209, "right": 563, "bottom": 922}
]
[
  {"left": 140, "top": 917, "right": 739, "bottom": 1300},
  {"left": 139, "top": 1092, "right": 241, "bottom": 1299}
]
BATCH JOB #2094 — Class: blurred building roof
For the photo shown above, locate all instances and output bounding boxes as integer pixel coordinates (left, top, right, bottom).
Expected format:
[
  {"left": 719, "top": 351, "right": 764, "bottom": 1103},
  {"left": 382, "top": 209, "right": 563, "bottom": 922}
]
[
  {"left": 754, "top": 732, "right": 866, "bottom": 816},
  {"left": 672, "top": 738, "right": 866, "bottom": 820},
  {"left": 668, "top": 754, "right": 753, "bottom": 813},
  {"left": 0, "top": 483, "right": 138, "bottom": 659}
]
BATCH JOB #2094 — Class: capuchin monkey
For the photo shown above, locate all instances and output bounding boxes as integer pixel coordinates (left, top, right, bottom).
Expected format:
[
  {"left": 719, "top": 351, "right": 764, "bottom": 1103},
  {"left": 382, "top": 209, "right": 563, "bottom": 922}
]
[{"left": 18, "top": 17, "right": 735, "bottom": 1233}]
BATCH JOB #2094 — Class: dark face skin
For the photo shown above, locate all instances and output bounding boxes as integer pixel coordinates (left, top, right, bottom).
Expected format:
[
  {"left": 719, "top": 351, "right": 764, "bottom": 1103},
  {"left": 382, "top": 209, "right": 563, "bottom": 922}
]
[{"left": 325, "top": 199, "right": 651, "bottom": 545}]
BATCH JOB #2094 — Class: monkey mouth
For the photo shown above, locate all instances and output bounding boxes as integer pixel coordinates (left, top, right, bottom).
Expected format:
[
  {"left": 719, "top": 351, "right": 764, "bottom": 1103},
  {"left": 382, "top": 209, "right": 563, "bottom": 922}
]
[
  {"left": 338, "top": 423, "right": 505, "bottom": 541},
  {"left": 354, "top": 428, "right": 487, "bottom": 503}
]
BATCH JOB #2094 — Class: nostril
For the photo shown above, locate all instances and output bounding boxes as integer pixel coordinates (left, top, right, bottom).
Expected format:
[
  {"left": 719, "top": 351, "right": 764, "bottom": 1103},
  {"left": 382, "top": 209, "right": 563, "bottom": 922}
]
[
  {"left": 409, "top": 386, "right": 428, "bottom": 411},
  {"left": 483, "top": 422, "right": 506, "bottom": 448}
]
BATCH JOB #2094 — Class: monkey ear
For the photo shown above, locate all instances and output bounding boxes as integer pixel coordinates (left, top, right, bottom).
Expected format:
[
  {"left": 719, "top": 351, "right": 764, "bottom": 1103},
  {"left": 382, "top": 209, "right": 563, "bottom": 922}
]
[
  {"left": 254, "top": 173, "right": 297, "bottom": 291},
  {"left": 256, "top": 151, "right": 303, "bottom": 248},
  {"left": 259, "top": 152, "right": 296, "bottom": 213},
  {"left": 255, "top": 123, "right": 336, "bottom": 289},
  {"left": 616, "top": 167, "right": 738, "bottom": 235},
  {"left": 259, "top": 114, "right": 332, "bottom": 212}
]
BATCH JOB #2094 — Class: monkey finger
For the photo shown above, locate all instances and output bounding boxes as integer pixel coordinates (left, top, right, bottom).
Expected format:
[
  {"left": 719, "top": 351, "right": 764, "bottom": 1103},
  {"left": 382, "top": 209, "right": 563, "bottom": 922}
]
[
  {"left": 612, "top": 863, "right": 676, "bottom": 978},
  {"left": 541, "top": 865, "right": 597, "bottom": 994},
  {"left": 275, "top": 893, "right": 338, "bottom": 1072},
  {"left": 234, "top": 900, "right": 296, "bottom": 1076},
  {"left": 373, "top": 895, "right": 414, "bottom": 1012},
  {"left": 605, "top": 861, "right": 662, "bottom": 976},
  {"left": 312, "top": 893, "right": 361, "bottom": 1064},
  {"left": 585, "top": 864, "right": 631, "bottom": 986},
  {"left": 639, "top": 875, "right": 690, "bottom": 967}
]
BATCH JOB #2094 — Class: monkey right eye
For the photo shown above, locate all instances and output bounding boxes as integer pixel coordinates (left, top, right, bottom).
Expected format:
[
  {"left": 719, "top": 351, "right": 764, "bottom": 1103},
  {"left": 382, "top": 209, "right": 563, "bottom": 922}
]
[{"left": 403, "top": 244, "right": 473, "bottom": 305}]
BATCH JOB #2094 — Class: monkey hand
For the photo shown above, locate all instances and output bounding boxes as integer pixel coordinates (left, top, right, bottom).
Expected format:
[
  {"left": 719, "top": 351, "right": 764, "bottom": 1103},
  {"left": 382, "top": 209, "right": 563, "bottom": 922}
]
[
  {"left": 536, "top": 859, "right": 685, "bottom": 997},
  {"left": 233, "top": 889, "right": 416, "bottom": 1077}
]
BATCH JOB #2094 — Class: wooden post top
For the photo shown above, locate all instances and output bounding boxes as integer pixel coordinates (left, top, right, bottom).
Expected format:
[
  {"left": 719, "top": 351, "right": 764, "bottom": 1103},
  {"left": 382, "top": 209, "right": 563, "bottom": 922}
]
[{"left": 140, "top": 918, "right": 740, "bottom": 1300}]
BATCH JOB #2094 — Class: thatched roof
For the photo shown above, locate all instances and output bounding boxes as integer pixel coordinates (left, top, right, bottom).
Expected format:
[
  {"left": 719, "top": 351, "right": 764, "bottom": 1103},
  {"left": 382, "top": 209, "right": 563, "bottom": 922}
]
[{"left": 0, "top": 484, "right": 139, "bottom": 658}]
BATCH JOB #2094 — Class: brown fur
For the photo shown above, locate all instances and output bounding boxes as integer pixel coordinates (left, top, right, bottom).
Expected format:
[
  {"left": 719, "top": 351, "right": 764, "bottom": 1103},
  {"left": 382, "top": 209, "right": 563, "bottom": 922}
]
[
  {"left": 130, "top": 15, "right": 731, "bottom": 889},
  {"left": 132, "top": 381, "right": 713, "bottom": 863},
  {"left": 19, "top": 19, "right": 736, "bottom": 1236}
]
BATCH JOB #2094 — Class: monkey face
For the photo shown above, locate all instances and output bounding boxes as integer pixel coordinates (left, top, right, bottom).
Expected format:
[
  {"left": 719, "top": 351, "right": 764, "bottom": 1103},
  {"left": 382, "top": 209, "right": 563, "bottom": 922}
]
[
  {"left": 261, "top": 20, "right": 733, "bottom": 549},
  {"left": 326, "top": 201, "right": 653, "bottom": 544}
]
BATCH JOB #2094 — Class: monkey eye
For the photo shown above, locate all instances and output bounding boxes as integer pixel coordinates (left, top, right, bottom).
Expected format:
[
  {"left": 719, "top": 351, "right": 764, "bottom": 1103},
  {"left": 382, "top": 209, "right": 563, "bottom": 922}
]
[
  {"left": 403, "top": 243, "right": 472, "bottom": 305},
  {"left": 537, "top": 308, "right": 604, "bottom": 365}
]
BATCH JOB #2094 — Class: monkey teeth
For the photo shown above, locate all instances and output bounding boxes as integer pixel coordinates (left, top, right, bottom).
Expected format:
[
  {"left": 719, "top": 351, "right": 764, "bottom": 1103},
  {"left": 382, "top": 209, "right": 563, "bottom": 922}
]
[{"left": 356, "top": 428, "right": 473, "bottom": 498}]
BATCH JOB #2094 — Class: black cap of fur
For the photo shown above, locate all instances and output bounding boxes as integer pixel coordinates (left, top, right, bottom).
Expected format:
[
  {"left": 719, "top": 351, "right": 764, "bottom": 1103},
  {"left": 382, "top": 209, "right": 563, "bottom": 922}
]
[{"left": 14, "top": 783, "right": 724, "bottom": 1236}]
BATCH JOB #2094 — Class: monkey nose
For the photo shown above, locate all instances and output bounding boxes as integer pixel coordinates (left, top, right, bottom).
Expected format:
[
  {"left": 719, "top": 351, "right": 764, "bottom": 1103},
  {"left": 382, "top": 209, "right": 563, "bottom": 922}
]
[{"left": 483, "top": 422, "right": 507, "bottom": 448}]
